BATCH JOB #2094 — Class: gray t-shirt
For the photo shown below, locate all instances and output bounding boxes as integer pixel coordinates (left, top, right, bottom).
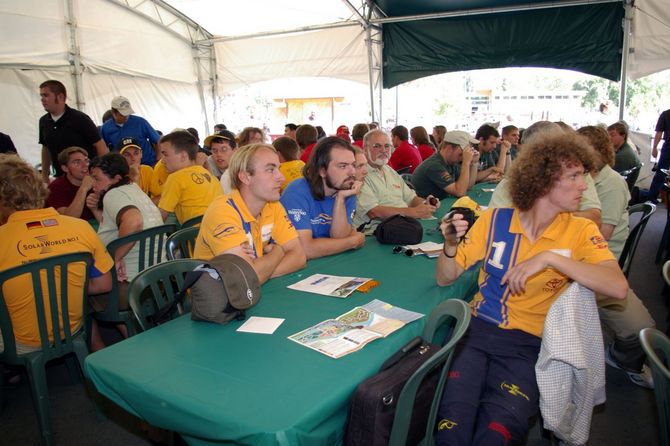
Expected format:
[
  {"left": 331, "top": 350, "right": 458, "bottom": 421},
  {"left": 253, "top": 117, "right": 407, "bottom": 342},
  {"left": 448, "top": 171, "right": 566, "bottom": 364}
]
[{"left": 98, "top": 183, "right": 165, "bottom": 281}]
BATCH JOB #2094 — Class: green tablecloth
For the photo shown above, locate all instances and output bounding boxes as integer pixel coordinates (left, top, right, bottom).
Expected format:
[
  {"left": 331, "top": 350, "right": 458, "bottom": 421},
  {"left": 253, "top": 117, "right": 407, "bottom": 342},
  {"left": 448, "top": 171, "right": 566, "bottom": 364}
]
[{"left": 85, "top": 185, "right": 493, "bottom": 445}]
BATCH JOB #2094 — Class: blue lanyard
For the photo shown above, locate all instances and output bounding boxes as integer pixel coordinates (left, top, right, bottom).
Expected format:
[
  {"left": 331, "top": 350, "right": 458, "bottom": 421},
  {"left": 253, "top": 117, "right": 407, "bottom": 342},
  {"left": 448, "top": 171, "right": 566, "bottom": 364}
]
[{"left": 227, "top": 198, "right": 257, "bottom": 258}]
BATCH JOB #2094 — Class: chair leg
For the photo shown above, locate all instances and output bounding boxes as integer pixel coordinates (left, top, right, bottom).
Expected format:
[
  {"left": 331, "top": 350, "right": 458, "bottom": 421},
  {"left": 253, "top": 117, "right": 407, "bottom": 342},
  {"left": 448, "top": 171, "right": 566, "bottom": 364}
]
[
  {"left": 64, "top": 355, "right": 82, "bottom": 384},
  {"left": 25, "top": 358, "right": 54, "bottom": 446}
]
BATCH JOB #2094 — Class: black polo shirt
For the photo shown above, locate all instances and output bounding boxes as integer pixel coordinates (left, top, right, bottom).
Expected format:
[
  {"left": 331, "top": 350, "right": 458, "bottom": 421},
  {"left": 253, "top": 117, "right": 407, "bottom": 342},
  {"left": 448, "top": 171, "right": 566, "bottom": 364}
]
[
  {"left": 656, "top": 109, "right": 670, "bottom": 149},
  {"left": 38, "top": 105, "right": 101, "bottom": 176}
]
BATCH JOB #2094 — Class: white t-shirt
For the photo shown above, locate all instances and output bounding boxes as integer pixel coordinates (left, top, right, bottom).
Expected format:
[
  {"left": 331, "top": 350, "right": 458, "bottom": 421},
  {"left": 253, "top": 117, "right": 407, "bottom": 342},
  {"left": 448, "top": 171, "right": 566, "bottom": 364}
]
[{"left": 97, "top": 183, "right": 164, "bottom": 280}]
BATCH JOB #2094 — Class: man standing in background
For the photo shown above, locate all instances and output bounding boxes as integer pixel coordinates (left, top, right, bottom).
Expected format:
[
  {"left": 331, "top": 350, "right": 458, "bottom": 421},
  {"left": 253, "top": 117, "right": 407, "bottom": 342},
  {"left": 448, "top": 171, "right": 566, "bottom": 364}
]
[
  {"left": 38, "top": 80, "right": 108, "bottom": 182},
  {"left": 100, "top": 96, "right": 161, "bottom": 166}
]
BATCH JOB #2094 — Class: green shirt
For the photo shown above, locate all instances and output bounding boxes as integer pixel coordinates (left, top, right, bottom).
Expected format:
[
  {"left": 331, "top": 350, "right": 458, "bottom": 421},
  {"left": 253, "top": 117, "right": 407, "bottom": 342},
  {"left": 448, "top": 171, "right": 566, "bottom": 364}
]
[
  {"left": 353, "top": 164, "right": 417, "bottom": 232},
  {"left": 613, "top": 141, "right": 641, "bottom": 174},
  {"left": 488, "top": 175, "right": 601, "bottom": 212},
  {"left": 594, "top": 165, "right": 630, "bottom": 259},
  {"left": 411, "top": 152, "right": 461, "bottom": 200}
]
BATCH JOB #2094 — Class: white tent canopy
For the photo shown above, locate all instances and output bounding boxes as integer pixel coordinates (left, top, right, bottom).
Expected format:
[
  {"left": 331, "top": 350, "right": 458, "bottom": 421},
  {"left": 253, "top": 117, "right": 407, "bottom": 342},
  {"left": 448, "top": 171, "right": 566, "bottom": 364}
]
[{"left": 1, "top": 0, "right": 668, "bottom": 165}]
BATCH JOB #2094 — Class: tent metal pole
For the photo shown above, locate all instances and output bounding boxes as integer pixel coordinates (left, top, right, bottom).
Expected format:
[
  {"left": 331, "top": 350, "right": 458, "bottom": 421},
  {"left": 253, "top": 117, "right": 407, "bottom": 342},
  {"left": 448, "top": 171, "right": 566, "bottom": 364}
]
[
  {"left": 194, "top": 46, "right": 211, "bottom": 133},
  {"left": 64, "top": 0, "right": 85, "bottom": 111},
  {"left": 366, "top": 27, "right": 376, "bottom": 123},
  {"left": 370, "top": 0, "right": 618, "bottom": 24},
  {"left": 619, "top": 0, "right": 633, "bottom": 121}
]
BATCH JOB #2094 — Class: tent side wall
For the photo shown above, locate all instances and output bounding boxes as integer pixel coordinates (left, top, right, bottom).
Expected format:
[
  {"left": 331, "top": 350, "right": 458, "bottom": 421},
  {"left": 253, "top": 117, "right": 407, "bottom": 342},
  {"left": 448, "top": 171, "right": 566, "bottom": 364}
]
[{"left": 0, "top": 0, "right": 208, "bottom": 165}]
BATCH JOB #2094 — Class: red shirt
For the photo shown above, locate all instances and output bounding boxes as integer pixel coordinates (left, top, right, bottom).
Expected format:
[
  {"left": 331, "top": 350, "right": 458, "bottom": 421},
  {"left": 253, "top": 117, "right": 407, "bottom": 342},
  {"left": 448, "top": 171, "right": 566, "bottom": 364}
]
[
  {"left": 300, "top": 142, "right": 317, "bottom": 162},
  {"left": 417, "top": 144, "right": 435, "bottom": 160},
  {"left": 352, "top": 139, "right": 364, "bottom": 148},
  {"left": 45, "top": 176, "right": 95, "bottom": 221},
  {"left": 389, "top": 140, "right": 422, "bottom": 173}
]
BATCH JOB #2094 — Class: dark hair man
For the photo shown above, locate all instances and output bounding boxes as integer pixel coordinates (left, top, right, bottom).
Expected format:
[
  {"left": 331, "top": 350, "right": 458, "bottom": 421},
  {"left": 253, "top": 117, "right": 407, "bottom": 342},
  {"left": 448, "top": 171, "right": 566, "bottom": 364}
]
[
  {"left": 607, "top": 121, "right": 641, "bottom": 189},
  {"left": 501, "top": 125, "right": 520, "bottom": 159},
  {"left": 280, "top": 137, "right": 365, "bottom": 259},
  {"left": 45, "top": 146, "right": 95, "bottom": 221},
  {"left": 388, "top": 125, "right": 422, "bottom": 173},
  {"left": 284, "top": 123, "right": 298, "bottom": 140},
  {"left": 474, "top": 123, "right": 509, "bottom": 182},
  {"left": 38, "top": 80, "right": 108, "bottom": 182}
]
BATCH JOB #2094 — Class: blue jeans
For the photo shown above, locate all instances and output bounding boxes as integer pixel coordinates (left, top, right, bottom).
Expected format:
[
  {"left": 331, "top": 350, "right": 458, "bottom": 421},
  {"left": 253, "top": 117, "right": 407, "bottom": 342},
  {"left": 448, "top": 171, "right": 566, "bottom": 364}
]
[{"left": 647, "top": 145, "right": 670, "bottom": 201}]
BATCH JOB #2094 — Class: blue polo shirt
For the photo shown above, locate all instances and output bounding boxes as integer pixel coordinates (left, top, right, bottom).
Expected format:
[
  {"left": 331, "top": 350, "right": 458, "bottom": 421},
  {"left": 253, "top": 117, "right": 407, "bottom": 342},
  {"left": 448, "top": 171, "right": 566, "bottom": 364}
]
[
  {"left": 100, "top": 115, "right": 160, "bottom": 166},
  {"left": 280, "top": 178, "right": 357, "bottom": 239}
]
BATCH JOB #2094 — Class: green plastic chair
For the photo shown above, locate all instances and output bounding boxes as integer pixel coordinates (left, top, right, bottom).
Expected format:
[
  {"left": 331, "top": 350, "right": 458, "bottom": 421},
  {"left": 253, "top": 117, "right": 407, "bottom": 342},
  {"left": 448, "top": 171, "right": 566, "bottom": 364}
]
[
  {"left": 0, "top": 252, "right": 93, "bottom": 446},
  {"left": 180, "top": 214, "right": 203, "bottom": 229},
  {"left": 166, "top": 226, "right": 200, "bottom": 260},
  {"left": 128, "top": 259, "right": 201, "bottom": 332},
  {"left": 620, "top": 202, "right": 655, "bottom": 276},
  {"left": 93, "top": 224, "right": 176, "bottom": 337},
  {"left": 388, "top": 299, "right": 471, "bottom": 446},
  {"left": 639, "top": 328, "right": 670, "bottom": 446}
]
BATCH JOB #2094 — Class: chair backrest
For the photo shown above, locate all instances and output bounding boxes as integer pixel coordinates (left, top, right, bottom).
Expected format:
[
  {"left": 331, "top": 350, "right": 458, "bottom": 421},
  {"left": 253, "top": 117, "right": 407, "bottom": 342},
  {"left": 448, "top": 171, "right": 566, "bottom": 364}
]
[
  {"left": 639, "top": 328, "right": 670, "bottom": 446},
  {"left": 400, "top": 173, "right": 414, "bottom": 190},
  {"left": 128, "top": 259, "right": 202, "bottom": 332},
  {"left": 396, "top": 166, "right": 412, "bottom": 175},
  {"left": 180, "top": 214, "right": 203, "bottom": 229},
  {"left": 0, "top": 252, "right": 93, "bottom": 363},
  {"left": 388, "top": 299, "right": 471, "bottom": 446},
  {"left": 166, "top": 226, "right": 200, "bottom": 261},
  {"left": 619, "top": 165, "right": 641, "bottom": 192},
  {"left": 619, "top": 202, "right": 656, "bottom": 277},
  {"left": 102, "top": 224, "right": 176, "bottom": 316}
]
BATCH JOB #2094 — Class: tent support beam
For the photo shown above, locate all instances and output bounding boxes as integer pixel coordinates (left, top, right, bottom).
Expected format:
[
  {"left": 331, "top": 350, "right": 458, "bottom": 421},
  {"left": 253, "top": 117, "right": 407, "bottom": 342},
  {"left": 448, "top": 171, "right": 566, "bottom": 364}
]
[
  {"left": 64, "top": 0, "right": 85, "bottom": 111},
  {"left": 370, "top": 0, "right": 618, "bottom": 24},
  {"left": 619, "top": 0, "right": 633, "bottom": 120},
  {"left": 206, "top": 21, "right": 362, "bottom": 43}
]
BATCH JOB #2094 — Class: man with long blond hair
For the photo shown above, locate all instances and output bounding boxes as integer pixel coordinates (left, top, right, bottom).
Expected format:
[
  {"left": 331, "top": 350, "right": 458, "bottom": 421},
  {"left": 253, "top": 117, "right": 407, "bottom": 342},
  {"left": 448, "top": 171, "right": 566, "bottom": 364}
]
[{"left": 193, "top": 144, "right": 305, "bottom": 283}]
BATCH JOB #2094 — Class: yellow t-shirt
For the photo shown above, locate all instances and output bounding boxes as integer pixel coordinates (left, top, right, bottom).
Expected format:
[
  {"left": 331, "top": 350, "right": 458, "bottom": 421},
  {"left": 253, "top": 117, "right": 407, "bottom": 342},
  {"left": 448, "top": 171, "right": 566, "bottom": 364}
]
[
  {"left": 149, "top": 159, "right": 169, "bottom": 198},
  {"left": 158, "top": 164, "right": 222, "bottom": 224},
  {"left": 193, "top": 190, "right": 298, "bottom": 260},
  {"left": 456, "top": 208, "right": 615, "bottom": 337},
  {"left": 279, "top": 160, "right": 305, "bottom": 193},
  {"left": 0, "top": 208, "right": 114, "bottom": 347},
  {"left": 138, "top": 164, "right": 154, "bottom": 195}
]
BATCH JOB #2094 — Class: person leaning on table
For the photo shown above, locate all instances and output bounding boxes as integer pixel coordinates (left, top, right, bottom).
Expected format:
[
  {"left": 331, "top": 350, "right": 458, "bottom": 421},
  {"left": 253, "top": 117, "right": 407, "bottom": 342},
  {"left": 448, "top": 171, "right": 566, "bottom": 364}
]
[
  {"left": 193, "top": 143, "right": 306, "bottom": 284},
  {"left": 352, "top": 129, "right": 439, "bottom": 234},
  {"left": 434, "top": 129, "right": 628, "bottom": 445}
]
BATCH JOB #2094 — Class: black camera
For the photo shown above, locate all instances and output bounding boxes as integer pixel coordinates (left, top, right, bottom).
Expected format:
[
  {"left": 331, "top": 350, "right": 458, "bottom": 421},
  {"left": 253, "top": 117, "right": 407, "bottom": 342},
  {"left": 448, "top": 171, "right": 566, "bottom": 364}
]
[{"left": 440, "top": 207, "right": 476, "bottom": 240}]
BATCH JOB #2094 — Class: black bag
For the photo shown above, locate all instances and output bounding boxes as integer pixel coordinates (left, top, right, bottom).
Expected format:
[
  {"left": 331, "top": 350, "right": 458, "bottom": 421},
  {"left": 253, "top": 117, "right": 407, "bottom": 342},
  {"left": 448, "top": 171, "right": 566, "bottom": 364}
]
[
  {"left": 150, "top": 254, "right": 261, "bottom": 326},
  {"left": 344, "top": 337, "right": 442, "bottom": 446},
  {"left": 374, "top": 214, "right": 423, "bottom": 245}
]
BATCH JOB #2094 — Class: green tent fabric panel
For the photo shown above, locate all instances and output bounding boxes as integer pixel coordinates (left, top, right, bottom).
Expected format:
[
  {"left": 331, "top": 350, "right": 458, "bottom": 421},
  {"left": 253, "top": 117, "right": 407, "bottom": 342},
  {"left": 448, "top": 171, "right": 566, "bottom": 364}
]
[{"left": 382, "top": 3, "right": 624, "bottom": 88}]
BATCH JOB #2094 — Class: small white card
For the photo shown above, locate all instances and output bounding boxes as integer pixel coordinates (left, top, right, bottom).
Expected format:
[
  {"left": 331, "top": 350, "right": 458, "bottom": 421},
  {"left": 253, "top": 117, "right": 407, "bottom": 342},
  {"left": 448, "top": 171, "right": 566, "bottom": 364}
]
[{"left": 236, "top": 316, "right": 284, "bottom": 334}]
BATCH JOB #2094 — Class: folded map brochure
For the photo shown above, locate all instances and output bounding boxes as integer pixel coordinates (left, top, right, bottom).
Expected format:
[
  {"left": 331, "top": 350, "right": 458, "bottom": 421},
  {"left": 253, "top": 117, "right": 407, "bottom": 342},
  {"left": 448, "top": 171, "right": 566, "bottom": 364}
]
[
  {"left": 288, "top": 299, "right": 424, "bottom": 358},
  {"left": 287, "top": 274, "right": 372, "bottom": 298}
]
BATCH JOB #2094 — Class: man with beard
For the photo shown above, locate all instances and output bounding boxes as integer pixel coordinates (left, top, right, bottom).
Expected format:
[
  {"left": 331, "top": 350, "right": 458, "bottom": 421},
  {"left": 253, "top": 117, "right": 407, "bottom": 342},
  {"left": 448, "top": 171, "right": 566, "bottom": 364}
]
[
  {"left": 352, "top": 129, "right": 438, "bottom": 233},
  {"left": 45, "top": 146, "right": 95, "bottom": 221},
  {"left": 280, "top": 137, "right": 365, "bottom": 259},
  {"left": 193, "top": 144, "right": 306, "bottom": 283}
]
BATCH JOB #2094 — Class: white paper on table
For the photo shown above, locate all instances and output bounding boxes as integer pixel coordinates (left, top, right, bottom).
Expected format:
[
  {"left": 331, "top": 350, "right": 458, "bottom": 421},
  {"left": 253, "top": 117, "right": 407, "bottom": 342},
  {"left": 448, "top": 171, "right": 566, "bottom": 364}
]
[{"left": 236, "top": 316, "right": 284, "bottom": 334}]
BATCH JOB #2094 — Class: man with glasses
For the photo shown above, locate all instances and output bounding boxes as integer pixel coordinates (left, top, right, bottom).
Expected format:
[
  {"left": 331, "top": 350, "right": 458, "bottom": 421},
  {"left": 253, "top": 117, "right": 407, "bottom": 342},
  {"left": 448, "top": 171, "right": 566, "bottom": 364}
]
[
  {"left": 204, "top": 130, "right": 237, "bottom": 180},
  {"left": 352, "top": 129, "right": 438, "bottom": 233},
  {"left": 412, "top": 131, "right": 479, "bottom": 199},
  {"left": 45, "top": 146, "right": 95, "bottom": 221}
]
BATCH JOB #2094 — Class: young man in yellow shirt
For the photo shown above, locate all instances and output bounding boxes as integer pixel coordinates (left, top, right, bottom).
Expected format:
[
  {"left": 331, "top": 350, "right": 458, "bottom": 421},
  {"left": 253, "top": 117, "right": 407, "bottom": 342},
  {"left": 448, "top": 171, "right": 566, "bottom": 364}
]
[
  {"left": 435, "top": 130, "right": 628, "bottom": 445},
  {"left": 157, "top": 130, "right": 222, "bottom": 225},
  {"left": 194, "top": 143, "right": 306, "bottom": 284}
]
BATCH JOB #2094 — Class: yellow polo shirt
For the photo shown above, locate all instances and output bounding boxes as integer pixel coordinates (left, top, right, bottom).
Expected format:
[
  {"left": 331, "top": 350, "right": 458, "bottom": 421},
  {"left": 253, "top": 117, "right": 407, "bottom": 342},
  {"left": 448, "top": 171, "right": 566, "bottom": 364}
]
[
  {"left": 457, "top": 208, "right": 615, "bottom": 337},
  {"left": 138, "top": 164, "right": 154, "bottom": 195},
  {"left": 0, "top": 208, "right": 114, "bottom": 347},
  {"left": 149, "top": 159, "right": 169, "bottom": 198},
  {"left": 194, "top": 190, "right": 298, "bottom": 260},
  {"left": 158, "top": 164, "right": 222, "bottom": 224}
]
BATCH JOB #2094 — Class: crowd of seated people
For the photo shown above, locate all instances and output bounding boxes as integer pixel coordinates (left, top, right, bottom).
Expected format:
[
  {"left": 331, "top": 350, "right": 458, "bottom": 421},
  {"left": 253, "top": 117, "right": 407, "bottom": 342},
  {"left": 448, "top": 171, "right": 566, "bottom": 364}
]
[{"left": 0, "top": 77, "right": 659, "bottom": 444}]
